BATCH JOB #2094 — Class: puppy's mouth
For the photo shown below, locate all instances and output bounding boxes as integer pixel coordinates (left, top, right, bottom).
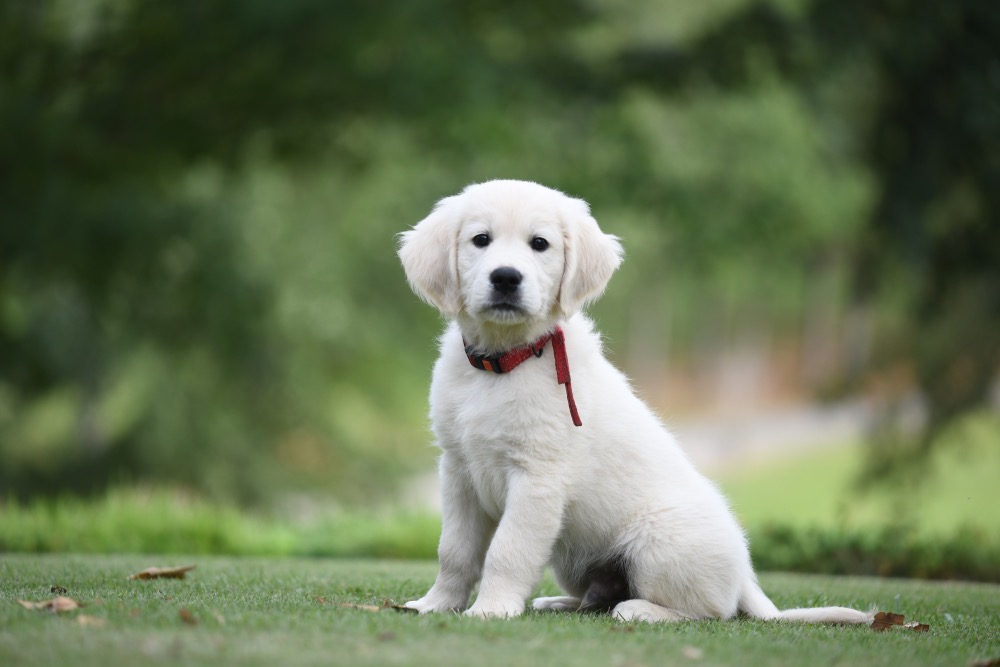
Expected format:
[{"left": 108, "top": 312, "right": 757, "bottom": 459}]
[
  {"left": 483, "top": 297, "right": 528, "bottom": 320},
  {"left": 490, "top": 302, "right": 523, "bottom": 312}
]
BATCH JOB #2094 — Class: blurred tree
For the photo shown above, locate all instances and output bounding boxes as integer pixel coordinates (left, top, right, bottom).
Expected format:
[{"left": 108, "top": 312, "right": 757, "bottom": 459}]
[
  {"left": 0, "top": 0, "right": 591, "bottom": 501},
  {"left": 3, "top": 0, "right": 993, "bottom": 503},
  {"left": 606, "top": 0, "right": 1000, "bottom": 479}
]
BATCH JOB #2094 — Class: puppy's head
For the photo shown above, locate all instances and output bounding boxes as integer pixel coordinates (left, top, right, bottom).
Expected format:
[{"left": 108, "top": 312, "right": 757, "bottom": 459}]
[{"left": 398, "top": 180, "right": 623, "bottom": 328}]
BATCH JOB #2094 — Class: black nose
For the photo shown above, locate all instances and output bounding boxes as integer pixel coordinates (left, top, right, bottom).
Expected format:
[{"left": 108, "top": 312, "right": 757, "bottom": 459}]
[{"left": 490, "top": 267, "right": 522, "bottom": 294}]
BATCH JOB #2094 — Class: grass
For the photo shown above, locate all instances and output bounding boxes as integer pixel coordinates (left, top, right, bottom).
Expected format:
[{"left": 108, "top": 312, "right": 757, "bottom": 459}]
[
  {"left": 2, "top": 554, "right": 998, "bottom": 667},
  {"left": 718, "top": 414, "right": 1000, "bottom": 537}
]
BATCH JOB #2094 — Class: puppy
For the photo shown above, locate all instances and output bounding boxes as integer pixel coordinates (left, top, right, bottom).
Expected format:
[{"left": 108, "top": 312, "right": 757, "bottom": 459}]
[{"left": 397, "top": 179, "right": 873, "bottom": 623}]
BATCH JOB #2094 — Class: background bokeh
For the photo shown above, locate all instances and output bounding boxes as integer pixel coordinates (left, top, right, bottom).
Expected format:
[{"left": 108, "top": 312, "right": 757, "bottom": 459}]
[{"left": 2, "top": 0, "right": 997, "bottom": 543}]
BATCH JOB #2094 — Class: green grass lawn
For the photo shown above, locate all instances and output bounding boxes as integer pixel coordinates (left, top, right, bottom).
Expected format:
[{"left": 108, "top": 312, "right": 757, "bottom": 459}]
[
  {"left": 2, "top": 554, "right": 998, "bottom": 667},
  {"left": 719, "top": 415, "right": 1000, "bottom": 537}
]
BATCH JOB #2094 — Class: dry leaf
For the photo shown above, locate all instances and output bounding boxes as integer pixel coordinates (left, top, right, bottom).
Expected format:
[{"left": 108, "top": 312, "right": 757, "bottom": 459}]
[
  {"left": 18, "top": 600, "right": 45, "bottom": 610},
  {"left": 18, "top": 596, "right": 81, "bottom": 613},
  {"left": 75, "top": 615, "right": 107, "bottom": 628},
  {"left": 178, "top": 608, "right": 198, "bottom": 625},
  {"left": 334, "top": 602, "right": 383, "bottom": 613},
  {"left": 51, "top": 596, "right": 80, "bottom": 613},
  {"left": 903, "top": 621, "right": 930, "bottom": 632},
  {"left": 128, "top": 565, "right": 196, "bottom": 580},
  {"left": 391, "top": 604, "right": 418, "bottom": 614},
  {"left": 871, "top": 611, "right": 930, "bottom": 633},
  {"left": 681, "top": 645, "right": 704, "bottom": 660},
  {"left": 871, "top": 611, "right": 906, "bottom": 631},
  {"left": 323, "top": 600, "right": 419, "bottom": 613}
]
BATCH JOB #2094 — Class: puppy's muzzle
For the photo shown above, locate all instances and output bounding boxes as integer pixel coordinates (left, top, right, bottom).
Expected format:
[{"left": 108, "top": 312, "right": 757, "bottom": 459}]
[{"left": 490, "top": 267, "right": 522, "bottom": 295}]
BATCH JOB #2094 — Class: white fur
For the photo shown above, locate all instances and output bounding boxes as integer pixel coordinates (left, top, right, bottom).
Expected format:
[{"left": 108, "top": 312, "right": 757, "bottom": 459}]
[{"left": 397, "top": 179, "right": 873, "bottom": 625}]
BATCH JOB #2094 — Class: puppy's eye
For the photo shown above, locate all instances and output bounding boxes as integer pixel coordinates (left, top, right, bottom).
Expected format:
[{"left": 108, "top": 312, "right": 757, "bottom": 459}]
[
  {"left": 472, "top": 233, "right": 491, "bottom": 248},
  {"left": 530, "top": 237, "right": 549, "bottom": 252}
]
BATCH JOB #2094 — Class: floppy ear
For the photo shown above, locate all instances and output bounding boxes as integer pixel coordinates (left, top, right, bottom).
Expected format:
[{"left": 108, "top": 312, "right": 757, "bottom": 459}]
[
  {"left": 558, "top": 197, "right": 624, "bottom": 316},
  {"left": 397, "top": 195, "right": 462, "bottom": 316}
]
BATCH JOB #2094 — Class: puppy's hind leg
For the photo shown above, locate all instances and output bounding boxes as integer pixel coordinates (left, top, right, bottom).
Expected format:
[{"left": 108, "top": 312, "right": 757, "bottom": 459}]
[
  {"left": 532, "top": 596, "right": 582, "bottom": 612},
  {"left": 533, "top": 557, "right": 631, "bottom": 613},
  {"left": 612, "top": 600, "right": 694, "bottom": 623}
]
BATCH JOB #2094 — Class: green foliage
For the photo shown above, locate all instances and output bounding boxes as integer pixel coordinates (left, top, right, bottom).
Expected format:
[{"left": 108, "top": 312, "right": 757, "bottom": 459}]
[
  {"left": 1, "top": 0, "right": 996, "bottom": 503},
  {"left": 0, "top": 0, "right": 609, "bottom": 503},
  {"left": 0, "top": 488, "right": 440, "bottom": 560},
  {"left": 750, "top": 523, "right": 1000, "bottom": 583},
  {"left": 0, "top": 489, "right": 297, "bottom": 556},
  {"left": 612, "top": 0, "right": 1000, "bottom": 477}
]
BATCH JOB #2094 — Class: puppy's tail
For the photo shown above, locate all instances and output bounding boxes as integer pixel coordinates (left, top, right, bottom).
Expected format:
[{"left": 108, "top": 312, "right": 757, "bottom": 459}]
[{"left": 739, "top": 577, "right": 874, "bottom": 625}]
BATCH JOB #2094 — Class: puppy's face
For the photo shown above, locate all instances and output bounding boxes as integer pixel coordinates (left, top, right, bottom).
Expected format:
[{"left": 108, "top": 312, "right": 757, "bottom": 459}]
[
  {"left": 399, "top": 180, "right": 624, "bottom": 342},
  {"left": 456, "top": 195, "right": 566, "bottom": 326}
]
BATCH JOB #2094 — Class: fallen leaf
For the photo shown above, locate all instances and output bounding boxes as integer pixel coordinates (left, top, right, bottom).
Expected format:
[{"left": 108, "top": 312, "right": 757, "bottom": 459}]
[
  {"left": 18, "top": 596, "right": 81, "bottom": 613},
  {"left": 390, "top": 604, "right": 418, "bottom": 614},
  {"left": 681, "top": 645, "right": 704, "bottom": 660},
  {"left": 871, "top": 611, "right": 905, "bottom": 631},
  {"left": 178, "top": 608, "right": 198, "bottom": 626},
  {"left": 50, "top": 586, "right": 68, "bottom": 595},
  {"left": 870, "top": 611, "right": 930, "bottom": 633},
  {"left": 319, "top": 599, "right": 419, "bottom": 613},
  {"left": 52, "top": 596, "right": 80, "bottom": 612},
  {"left": 334, "top": 602, "right": 383, "bottom": 613},
  {"left": 128, "top": 565, "right": 196, "bottom": 580},
  {"left": 75, "top": 615, "right": 107, "bottom": 628}
]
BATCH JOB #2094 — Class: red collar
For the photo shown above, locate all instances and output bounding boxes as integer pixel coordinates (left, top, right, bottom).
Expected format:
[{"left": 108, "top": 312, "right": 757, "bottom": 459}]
[{"left": 464, "top": 326, "right": 583, "bottom": 427}]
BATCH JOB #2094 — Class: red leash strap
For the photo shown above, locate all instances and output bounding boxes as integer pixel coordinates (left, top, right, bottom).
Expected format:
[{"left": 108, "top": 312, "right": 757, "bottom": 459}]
[
  {"left": 550, "top": 327, "right": 583, "bottom": 427},
  {"left": 464, "top": 326, "right": 583, "bottom": 427}
]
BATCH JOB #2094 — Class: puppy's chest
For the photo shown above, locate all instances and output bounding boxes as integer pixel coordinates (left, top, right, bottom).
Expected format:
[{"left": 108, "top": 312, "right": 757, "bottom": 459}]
[{"left": 432, "top": 367, "right": 567, "bottom": 517}]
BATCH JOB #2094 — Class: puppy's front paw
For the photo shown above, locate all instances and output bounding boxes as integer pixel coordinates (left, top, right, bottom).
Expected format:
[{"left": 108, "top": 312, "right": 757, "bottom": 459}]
[
  {"left": 402, "top": 599, "right": 434, "bottom": 614},
  {"left": 464, "top": 597, "right": 525, "bottom": 619},
  {"left": 403, "top": 593, "right": 465, "bottom": 614},
  {"left": 611, "top": 599, "right": 691, "bottom": 623}
]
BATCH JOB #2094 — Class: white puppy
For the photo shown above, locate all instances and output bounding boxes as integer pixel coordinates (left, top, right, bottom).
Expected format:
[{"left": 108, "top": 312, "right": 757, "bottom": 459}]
[{"left": 397, "top": 179, "right": 873, "bottom": 624}]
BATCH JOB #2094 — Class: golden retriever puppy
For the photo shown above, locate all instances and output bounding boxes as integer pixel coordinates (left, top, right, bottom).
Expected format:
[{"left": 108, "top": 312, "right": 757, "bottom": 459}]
[{"left": 398, "top": 179, "right": 872, "bottom": 623}]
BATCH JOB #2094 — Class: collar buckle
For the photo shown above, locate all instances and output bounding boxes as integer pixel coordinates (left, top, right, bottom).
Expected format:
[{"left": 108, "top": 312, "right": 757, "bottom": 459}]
[{"left": 465, "top": 348, "right": 506, "bottom": 374}]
